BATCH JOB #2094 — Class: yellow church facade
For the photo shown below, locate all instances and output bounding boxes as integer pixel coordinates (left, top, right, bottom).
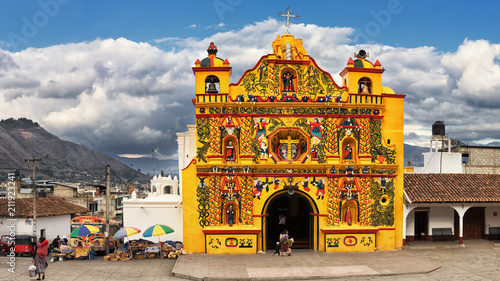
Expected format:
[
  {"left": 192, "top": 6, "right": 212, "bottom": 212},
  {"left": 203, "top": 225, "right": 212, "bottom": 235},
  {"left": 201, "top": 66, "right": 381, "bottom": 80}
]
[{"left": 182, "top": 33, "right": 405, "bottom": 254}]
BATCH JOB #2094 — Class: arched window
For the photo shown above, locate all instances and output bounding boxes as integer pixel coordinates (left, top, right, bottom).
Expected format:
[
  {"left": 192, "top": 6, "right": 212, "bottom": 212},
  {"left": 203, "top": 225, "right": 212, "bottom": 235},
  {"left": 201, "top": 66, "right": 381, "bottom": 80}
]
[
  {"left": 358, "top": 77, "right": 372, "bottom": 94},
  {"left": 342, "top": 200, "right": 358, "bottom": 225},
  {"left": 205, "top": 75, "right": 220, "bottom": 93},
  {"left": 280, "top": 68, "right": 297, "bottom": 93},
  {"left": 164, "top": 186, "right": 172, "bottom": 195}
]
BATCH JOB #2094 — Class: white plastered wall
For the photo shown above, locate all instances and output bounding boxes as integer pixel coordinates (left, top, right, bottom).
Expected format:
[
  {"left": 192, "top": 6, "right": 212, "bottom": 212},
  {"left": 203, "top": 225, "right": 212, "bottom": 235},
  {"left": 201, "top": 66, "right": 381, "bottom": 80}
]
[
  {"left": 485, "top": 206, "right": 500, "bottom": 234},
  {"left": 0, "top": 215, "right": 71, "bottom": 239},
  {"left": 428, "top": 206, "right": 455, "bottom": 235}
]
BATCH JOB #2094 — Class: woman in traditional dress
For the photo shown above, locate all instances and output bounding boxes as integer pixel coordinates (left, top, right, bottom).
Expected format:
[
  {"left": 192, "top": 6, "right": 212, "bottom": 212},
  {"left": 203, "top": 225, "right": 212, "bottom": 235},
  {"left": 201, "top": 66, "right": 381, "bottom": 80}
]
[
  {"left": 33, "top": 237, "right": 49, "bottom": 280},
  {"left": 279, "top": 230, "right": 290, "bottom": 256}
]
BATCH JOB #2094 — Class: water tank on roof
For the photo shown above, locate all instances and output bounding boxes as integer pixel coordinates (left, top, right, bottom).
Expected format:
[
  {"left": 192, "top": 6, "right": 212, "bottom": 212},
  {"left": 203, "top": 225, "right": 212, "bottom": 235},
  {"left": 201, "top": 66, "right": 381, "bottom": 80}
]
[{"left": 432, "top": 121, "right": 445, "bottom": 136}]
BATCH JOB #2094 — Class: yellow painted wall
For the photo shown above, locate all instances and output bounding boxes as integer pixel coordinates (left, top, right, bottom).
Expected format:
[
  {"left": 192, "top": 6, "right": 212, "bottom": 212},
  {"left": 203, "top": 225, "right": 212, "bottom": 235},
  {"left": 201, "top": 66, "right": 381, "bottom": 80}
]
[
  {"left": 182, "top": 162, "right": 206, "bottom": 253},
  {"left": 325, "top": 233, "right": 376, "bottom": 252},
  {"left": 205, "top": 234, "right": 258, "bottom": 254},
  {"left": 184, "top": 34, "right": 405, "bottom": 254}
]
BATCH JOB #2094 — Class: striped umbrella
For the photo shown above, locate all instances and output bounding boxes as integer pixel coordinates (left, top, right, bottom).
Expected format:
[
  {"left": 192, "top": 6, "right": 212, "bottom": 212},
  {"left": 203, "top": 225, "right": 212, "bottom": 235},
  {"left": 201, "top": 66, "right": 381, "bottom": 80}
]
[
  {"left": 143, "top": 224, "right": 174, "bottom": 245},
  {"left": 70, "top": 225, "right": 100, "bottom": 237},
  {"left": 113, "top": 227, "right": 141, "bottom": 239},
  {"left": 143, "top": 224, "right": 174, "bottom": 237}
]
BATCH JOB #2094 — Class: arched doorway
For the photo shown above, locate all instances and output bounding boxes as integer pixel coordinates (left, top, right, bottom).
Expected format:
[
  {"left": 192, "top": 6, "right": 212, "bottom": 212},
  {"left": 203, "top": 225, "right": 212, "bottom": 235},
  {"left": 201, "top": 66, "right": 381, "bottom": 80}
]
[{"left": 264, "top": 190, "right": 315, "bottom": 250}]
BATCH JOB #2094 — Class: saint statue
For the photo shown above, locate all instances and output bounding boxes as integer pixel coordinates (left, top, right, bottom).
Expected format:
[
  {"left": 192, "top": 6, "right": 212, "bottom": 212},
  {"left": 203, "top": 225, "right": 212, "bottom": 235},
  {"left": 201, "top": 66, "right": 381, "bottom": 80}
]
[
  {"left": 346, "top": 206, "right": 352, "bottom": 226},
  {"left": 282, "top": 72, "right": 295, "bottom": 92},
  {"left": 345, "top": 144, "right": 352, "bottom": 160},
  {"left": 311, "top": 145, "right": 319, "bottom": 160},
  {"left": 227, "top": 205, "right": 235, "bottom": 226},
  {"left": 226, "top": 141, "right": 235, "bottom": 161}
]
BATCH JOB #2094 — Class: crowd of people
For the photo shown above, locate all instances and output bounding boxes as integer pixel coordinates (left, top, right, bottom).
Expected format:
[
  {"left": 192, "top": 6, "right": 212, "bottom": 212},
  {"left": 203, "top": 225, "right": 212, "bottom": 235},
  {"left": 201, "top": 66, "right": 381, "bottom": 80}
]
[{"left": 49, "top": 235, "right": 68, "bottom": 251}]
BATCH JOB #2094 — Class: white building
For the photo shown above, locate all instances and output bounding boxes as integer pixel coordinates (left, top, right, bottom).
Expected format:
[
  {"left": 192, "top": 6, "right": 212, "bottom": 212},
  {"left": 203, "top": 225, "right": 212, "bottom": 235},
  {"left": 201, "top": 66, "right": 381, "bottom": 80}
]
[
  {"left": 404, "top": 122, "right": 500, "bottom": 245},
  {"left": 123, "top": 126, "right": 195, "bottom": 243},
  {"left": 123, "top": 175, "right": 183, "bottom": 242},
  {"left": 176, "top": 124, "right": 196, "bottom": 195},
  {"left": 0, "top": 197, "right": 88, "bottom": 239},
  {"left": 413, "top": 131, "right": 462, "bottom": 174}
]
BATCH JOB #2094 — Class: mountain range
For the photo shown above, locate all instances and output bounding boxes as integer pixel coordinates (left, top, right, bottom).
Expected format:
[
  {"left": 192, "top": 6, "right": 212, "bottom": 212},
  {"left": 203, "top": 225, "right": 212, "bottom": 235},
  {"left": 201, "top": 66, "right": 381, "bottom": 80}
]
[{"left": 0, "top": 118, "right": 150, "bottom": 183}]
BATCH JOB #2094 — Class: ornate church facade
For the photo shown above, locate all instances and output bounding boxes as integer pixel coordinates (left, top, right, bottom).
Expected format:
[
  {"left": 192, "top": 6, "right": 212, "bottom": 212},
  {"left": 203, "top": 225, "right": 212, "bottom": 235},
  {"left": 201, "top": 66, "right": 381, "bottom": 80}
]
[{"left": 182, "top": 33, "right": 405, "bottom": 253}]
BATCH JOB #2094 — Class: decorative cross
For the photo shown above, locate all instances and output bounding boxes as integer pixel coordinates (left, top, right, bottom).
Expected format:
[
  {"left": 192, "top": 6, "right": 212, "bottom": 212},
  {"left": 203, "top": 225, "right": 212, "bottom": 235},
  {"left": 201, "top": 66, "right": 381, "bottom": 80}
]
[
  {"left": 346, "top": 184, "right": 353, "bottom": 199},
  {"left": 277, "top": 7, "right": 299, "bottom": 33},
  {"left": 280, "top": 134, "right": 300, "bottom": 163}
]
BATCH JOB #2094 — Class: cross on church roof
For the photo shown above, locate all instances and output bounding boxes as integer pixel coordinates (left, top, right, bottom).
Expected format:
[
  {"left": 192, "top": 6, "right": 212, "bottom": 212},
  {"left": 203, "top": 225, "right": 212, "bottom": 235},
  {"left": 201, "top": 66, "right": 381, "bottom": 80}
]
[{"left": 277, "top": 7, "right": 299, "bottom": 33}]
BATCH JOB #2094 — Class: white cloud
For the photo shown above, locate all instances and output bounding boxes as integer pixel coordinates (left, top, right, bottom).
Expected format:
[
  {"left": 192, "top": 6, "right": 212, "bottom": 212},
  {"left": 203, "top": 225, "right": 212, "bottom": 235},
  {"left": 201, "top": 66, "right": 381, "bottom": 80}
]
[{"left": 1, "top": 19, "right": 500, "bottom": 172}]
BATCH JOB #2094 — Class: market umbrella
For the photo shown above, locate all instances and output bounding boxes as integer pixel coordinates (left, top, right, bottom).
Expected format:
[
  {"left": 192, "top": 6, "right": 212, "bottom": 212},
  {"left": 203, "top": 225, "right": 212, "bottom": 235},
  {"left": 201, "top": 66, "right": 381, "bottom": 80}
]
[
  {"left": 70, "top": 225, "right": 100, "bottom": 252},
  {"left": 113, "top": 227, "right": 141, "bottom": 259},
  {"left": 113, "top": 227, "right": 141, "bottom": 239},
  {"left": 143, "top": 224, "right": 174, "bottom": 238},
  {"left": 143, "top": 224, "right": 174, "bottom": 244},
  {"left": 70, "top": 225, "right": 100, "bottom": 237},
  {"left": 142, "top": 225, "right": 174, "bottom": 258}
]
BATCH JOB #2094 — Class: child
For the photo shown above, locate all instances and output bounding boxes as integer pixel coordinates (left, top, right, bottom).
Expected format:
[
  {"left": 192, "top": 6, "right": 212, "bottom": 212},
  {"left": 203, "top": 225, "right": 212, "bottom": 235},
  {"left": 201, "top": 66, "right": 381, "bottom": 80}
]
[{"left": 273, "top": 242, "right": 280, "bottom": 256}]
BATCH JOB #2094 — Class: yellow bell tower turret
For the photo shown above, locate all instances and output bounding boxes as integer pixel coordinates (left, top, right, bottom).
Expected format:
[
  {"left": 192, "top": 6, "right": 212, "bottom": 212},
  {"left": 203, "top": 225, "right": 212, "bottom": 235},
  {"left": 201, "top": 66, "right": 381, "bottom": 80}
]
[
  {"left": 193, "top": 42, "right": 232, "bottom": 100},
  {"left": 340, "top": 50, "right": 384, "bottom": 95}
]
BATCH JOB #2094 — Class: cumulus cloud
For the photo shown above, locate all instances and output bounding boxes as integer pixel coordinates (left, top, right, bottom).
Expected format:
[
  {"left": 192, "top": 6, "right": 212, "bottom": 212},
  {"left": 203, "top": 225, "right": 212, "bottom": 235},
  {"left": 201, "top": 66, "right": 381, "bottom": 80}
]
[{"left": 0, "top": 19, "right": 499, "bottom": 174}]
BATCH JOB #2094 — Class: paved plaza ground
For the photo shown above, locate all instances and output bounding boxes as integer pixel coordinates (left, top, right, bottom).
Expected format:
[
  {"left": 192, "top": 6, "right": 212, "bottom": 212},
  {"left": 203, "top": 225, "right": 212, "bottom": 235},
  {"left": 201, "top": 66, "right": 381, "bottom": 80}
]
[{"left": 0, "top": 240, "right": 498, "bottom": 281}]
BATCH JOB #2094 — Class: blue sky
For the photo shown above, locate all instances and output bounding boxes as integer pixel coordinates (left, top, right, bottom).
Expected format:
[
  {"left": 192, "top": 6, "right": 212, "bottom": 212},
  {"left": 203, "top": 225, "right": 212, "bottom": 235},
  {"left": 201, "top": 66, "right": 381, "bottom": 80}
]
[
  {"left": 2, "top": 0, "right": 498, "bottom": 52},
  {"left": 0, "top": 0, "right": 500, "bottom": 175}
]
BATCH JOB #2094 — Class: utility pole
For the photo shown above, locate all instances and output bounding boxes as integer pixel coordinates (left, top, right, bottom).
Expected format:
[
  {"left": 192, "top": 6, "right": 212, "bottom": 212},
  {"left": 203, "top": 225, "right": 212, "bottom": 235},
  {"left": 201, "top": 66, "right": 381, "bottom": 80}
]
[
  {"left": 25, "top": 157, "right": 42, "bottom": 237},
  {"left": 152, "top": 148, "right": 156, "bottom": 177},
  {"left": 105, "top": 164, "right": 110, "bottom": 255}
]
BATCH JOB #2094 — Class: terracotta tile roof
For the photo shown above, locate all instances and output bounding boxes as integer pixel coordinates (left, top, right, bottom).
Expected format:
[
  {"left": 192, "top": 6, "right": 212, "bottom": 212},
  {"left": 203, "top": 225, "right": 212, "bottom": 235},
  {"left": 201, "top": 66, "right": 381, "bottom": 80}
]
[
  {"left": 0, "top": 196, "right": 88, "bottom": 218},
  {"left": 404, "top": 173, "right": 500, "bottom": 203}
]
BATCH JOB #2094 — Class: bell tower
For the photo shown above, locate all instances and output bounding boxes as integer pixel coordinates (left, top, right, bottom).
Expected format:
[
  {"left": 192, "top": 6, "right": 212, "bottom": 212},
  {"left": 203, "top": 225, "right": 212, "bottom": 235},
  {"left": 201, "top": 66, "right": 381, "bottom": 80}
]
[
  {"left": 193, "top": 42, "right": 232, "bottom": 97},
  {"left": 340, "top": 50, "right": 383, "bottom": 96}
]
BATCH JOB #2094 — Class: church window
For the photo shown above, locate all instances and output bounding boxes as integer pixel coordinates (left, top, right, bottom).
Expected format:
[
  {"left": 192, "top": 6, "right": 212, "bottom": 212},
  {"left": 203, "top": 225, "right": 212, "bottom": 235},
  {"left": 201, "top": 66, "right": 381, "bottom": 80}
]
[
  {"left": 164, "top": 186, "right": 172, "bottom": 194},
  {"left": 205, "top": 75, "right": 220, "bottom": 93},
  {"left": 269, "top": 128, "right": 308, "bottom": 162},
  {"left": 358, "top": 77, "right": 372, "bottom": 94}
]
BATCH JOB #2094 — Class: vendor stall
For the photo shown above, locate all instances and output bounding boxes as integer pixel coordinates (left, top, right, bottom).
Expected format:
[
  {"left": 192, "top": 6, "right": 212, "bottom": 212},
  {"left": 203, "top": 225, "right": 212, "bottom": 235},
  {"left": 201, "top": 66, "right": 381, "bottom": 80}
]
[{"left": 51, "top": 245, "right": 75, "bottom": 261}]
